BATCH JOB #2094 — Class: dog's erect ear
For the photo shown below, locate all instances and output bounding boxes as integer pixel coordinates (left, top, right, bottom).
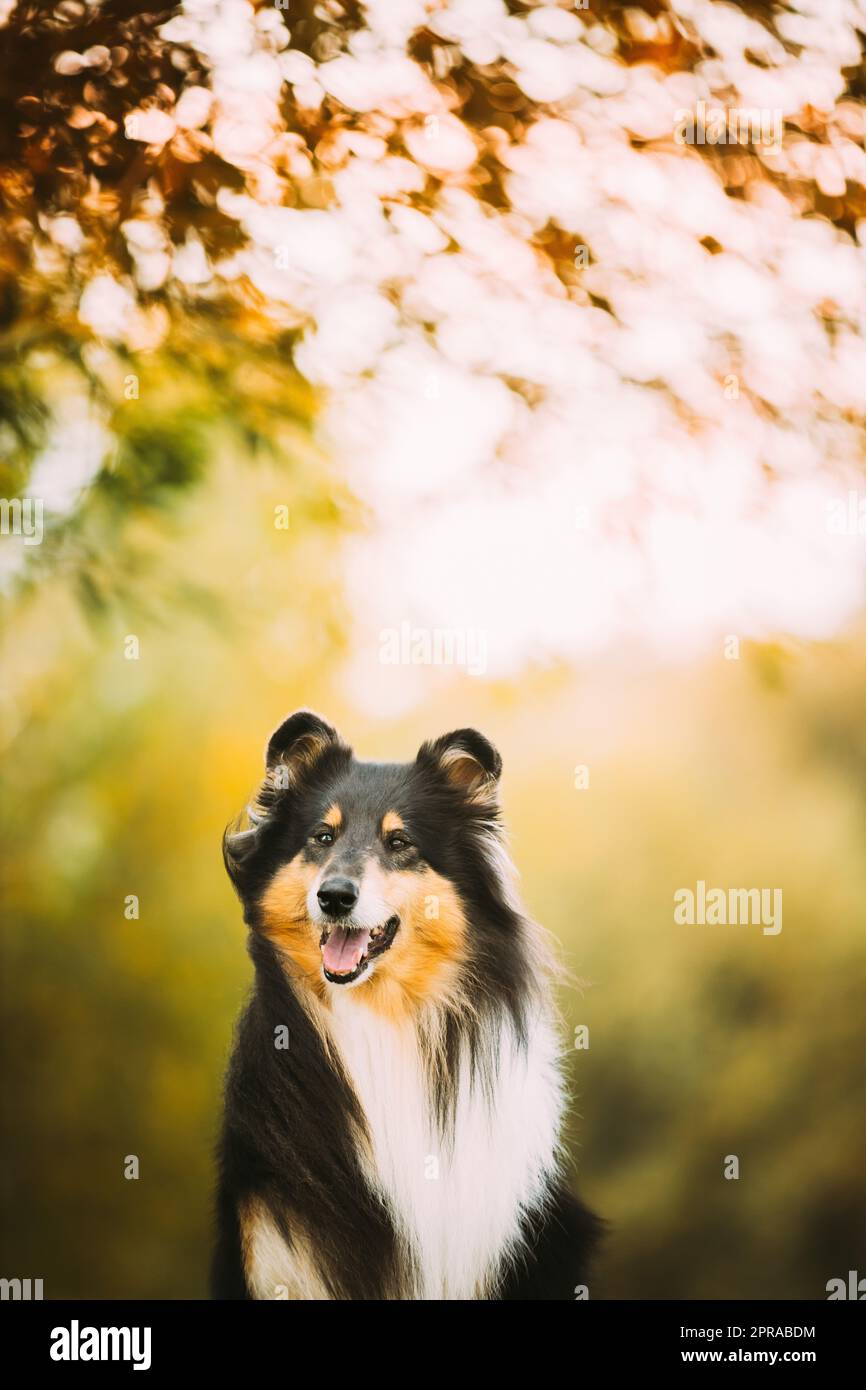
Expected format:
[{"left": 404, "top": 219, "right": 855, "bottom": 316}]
[
  {"left": 264, "top": 709, "right": 343, "bottom": 787},
  {"left": 224, "top": 713, "right": 345, "bottom": 888},
  {"left": 417, "top": 728, "right": 502, "bottom": 806}
]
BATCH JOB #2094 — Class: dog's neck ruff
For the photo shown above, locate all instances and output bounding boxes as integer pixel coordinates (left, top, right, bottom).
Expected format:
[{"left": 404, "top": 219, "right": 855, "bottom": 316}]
[
  {"left": 332, "top": 993, "right": 563, "bottom": 1299},
  {"left": 245, "top": 979, "right": 565, "bottom": 1301}
]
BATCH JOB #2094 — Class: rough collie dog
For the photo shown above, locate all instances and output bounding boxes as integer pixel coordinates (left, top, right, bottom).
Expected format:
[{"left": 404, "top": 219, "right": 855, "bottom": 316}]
[{"left": 213, "top": 710, "right": 599, "bottom": 1300}]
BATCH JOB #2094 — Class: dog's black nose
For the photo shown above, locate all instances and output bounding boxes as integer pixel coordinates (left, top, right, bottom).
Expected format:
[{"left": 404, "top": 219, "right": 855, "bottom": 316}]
[{"left": 317, "top": 877, "right": 359, "bottom": 918}]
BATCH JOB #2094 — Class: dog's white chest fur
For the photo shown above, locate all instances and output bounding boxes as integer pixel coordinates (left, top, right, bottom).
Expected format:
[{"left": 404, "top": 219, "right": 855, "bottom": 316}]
[{"left": 327, "top": 996, "right": 564, "bottom": 1299}]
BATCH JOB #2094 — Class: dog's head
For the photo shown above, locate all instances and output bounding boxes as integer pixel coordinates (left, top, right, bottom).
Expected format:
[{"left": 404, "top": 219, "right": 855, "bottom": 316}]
[{"left": 224, "top": 711, "right": 509, "bottom": 1015}]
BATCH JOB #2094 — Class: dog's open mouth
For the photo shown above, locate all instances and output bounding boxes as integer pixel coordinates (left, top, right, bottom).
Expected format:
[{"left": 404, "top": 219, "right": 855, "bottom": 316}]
[{"left": 320, "top": 916, "right": 399, "bottom": 984}]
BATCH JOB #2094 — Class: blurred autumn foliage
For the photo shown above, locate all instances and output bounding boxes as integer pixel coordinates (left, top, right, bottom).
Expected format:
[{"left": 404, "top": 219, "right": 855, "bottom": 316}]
[
  {"left": 0, "top": 1, "right": 317, "bottom": 613},
  {"left": 3, "top": 0, "right": 866, "bottom": 604}
]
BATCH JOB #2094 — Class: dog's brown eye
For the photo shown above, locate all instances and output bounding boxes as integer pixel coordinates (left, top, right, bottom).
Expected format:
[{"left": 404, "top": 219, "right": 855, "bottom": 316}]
[
  {"left": 387, "top": 833, "right": 411, "bottom": 852},
  {"left": 314, "top": 830, "right": 334, "bottom": 846}
]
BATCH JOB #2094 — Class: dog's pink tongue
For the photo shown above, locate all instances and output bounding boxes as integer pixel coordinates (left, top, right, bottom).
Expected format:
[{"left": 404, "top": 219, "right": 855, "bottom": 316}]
[{"left": 322, "top": 926, "right": 370, "bottom": 975}]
